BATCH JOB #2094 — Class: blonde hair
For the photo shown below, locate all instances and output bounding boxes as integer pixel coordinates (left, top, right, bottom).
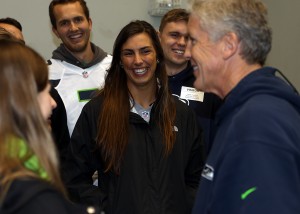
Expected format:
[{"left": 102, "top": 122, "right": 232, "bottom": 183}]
[{"left": 0, "top": 40, "right": 66, "bottom": 199}]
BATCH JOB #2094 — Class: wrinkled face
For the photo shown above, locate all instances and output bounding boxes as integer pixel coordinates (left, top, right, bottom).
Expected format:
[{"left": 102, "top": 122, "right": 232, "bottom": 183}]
[
  {"left": 52, "top": 1, "right": 92, "bottom": 53},
  {"left": 185, "top": 14, "right": 224, "bottom": 92},
  {"left": 0, "top": 23, "right": 24, "bottom": 42},
  {"left": 37, "top": 84, "right": 57, "bottom": 125},
  {"left": 159, "top": 21, "right": 188, "bottom": 68},
  {"left": 121, "top": 33, "right": 157, "bottom": 90}
]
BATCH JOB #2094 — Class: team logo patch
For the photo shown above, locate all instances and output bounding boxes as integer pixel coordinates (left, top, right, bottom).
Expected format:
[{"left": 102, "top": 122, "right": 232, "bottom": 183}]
[{"left": 202, "top": 164, "right": 214, "bottom": 181}]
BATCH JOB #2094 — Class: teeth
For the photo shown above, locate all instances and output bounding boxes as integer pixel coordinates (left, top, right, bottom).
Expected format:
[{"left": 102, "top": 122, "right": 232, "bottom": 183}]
[
  {"left": 134, "top": 68, "right": 147, "bottom": 75},
  {"left": 70, "top": 34, "right": 81, "bottom": 39},
  {"left": 174, "top": 50, "right": 184, "bottom": 55}
]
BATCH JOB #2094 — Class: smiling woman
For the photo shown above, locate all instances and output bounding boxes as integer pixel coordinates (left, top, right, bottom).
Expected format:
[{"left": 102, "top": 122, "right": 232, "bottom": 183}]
[
  {"left": 61, "top": 20, "right": 205, "bottom": 214},
  {"left": 121, "top": 32, "right": 158, "bottom": 92}
]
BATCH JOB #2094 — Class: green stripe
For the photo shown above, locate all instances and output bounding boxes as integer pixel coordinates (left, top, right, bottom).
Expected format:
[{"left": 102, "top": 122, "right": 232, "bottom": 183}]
[
  {"left": 241, "top": 187, "right": 257, "bottom": 200},
  {"left": 77, "top": 88, "right": 98, "bottom": 102}
]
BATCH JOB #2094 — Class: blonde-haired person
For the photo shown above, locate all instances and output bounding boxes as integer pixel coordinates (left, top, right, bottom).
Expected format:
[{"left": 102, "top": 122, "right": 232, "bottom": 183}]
[{"left": 0, "top": 40, "right": 97, "bottom": 214}]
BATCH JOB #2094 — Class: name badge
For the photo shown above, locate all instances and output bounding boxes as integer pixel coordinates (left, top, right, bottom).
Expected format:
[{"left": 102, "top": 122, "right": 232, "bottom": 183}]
[{"left": 180, "top": 86, "right": 204, "bottom": 102}]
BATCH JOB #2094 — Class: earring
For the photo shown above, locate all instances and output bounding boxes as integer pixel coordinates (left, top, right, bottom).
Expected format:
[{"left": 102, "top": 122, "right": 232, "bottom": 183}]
[
  {"left": 120, "top": 61, "right": 124, "bottom": 68},
  {"left": 156, "top": 59, "right": 160, "bottom": 64}
]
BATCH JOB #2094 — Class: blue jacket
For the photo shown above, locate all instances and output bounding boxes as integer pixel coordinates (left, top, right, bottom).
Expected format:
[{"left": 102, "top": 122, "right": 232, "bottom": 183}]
[
  {"left": 168, "top": 63, "right": 222, "bottom": 154},
  {"left": 192, "top": 67, "right": 300, "bottom": 214}
]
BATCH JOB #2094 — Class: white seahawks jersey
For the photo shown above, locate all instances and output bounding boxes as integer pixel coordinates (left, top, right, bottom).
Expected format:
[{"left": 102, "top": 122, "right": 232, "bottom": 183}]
[{"left": 49, "top": 56, "right": 112, "bottom": 136}]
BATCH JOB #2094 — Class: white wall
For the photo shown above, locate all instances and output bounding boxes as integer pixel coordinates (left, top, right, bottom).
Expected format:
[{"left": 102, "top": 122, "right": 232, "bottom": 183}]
[
  {"left": 0, "top": 0, "right": 299, "bottom": 90},
  {"left": 262, "top": 0, "right": 300, "bottom": 92}
]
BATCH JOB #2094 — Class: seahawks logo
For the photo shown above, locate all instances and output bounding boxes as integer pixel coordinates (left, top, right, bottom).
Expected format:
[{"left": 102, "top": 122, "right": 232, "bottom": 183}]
[{"left": 202, "top": 164, "right": 214, "bottom": 181}]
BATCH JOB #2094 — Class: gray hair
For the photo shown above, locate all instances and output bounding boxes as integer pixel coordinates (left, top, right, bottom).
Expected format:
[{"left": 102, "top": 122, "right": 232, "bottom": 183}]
[{"left": 188, "top": 0, "right": 272, "bottom": 65}]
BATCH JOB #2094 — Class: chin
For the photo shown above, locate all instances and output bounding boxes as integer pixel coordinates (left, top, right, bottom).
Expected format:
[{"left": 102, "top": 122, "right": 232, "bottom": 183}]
[{"left": 194, "top": 81, "right": 205, "bottom": 91}]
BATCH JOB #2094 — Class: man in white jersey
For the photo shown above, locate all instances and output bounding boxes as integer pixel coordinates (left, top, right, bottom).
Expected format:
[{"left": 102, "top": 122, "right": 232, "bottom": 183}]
[{"left": 48, "top": 0, "right": 112, "bottom": 162}]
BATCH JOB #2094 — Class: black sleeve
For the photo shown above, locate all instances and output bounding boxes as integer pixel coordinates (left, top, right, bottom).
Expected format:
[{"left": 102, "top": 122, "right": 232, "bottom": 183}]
[
  {"left": 50, "top": 86, "right": 70, "bottom": 165},
  {"left": 1, "top": 179, "right": 93, "bottom": 214},
  {"left": 61, "top": 100, "right": 106, "bottom": 209},
  {"left": 21, "top": 189, "right": 87, "bottom": 214}
]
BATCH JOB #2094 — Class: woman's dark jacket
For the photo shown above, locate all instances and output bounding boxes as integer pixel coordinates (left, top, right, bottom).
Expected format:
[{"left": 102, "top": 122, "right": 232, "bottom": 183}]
[{"left": 62, "top": 94, "right": 205, "bottom": 214}]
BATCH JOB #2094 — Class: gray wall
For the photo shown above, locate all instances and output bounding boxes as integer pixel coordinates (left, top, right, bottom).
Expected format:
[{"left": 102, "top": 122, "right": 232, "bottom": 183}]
[
  {"left": 262, "top": 0, "right": 300, "bottom": 91},
  {"left": 0, "top": 0, "right": 165, "bottom": 57},
  {"left": 0, "top": 0, "right": 299, "bottom": 90}
]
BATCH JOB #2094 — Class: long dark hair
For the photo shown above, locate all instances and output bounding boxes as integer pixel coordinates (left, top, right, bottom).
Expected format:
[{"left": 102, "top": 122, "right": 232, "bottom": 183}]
[{"left": 96, "top": 20, "right": 176, "bottom": 174}]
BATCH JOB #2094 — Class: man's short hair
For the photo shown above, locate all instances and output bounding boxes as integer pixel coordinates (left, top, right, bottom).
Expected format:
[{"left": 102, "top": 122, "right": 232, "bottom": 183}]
[
  {"left": 0, "top": 17, "right": 22, "bottom": 31},
  {"left": 159, "top": 8, "right": 189, "bottom": 32}
]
